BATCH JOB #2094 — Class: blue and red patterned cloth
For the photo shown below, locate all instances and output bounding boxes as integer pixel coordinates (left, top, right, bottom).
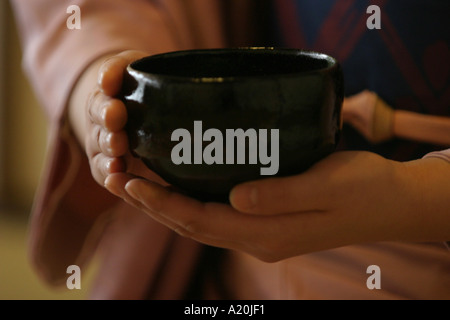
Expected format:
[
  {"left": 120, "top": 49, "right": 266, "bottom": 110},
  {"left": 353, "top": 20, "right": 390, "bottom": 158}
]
[{"left": 271, "top": 0, "right": 450, "bottom": 160}]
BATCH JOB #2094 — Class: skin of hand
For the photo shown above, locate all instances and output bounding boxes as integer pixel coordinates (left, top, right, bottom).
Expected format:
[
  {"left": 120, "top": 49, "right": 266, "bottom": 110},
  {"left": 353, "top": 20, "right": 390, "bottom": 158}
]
[
  {"left": 105, "top": 152, "right": 450, "bottom": 263},
  {"left": 70, "top": 51, "right": 450, "bottom": 262},
  {"left": 69, "top": 50, "right": 167, "bottom": 189}
]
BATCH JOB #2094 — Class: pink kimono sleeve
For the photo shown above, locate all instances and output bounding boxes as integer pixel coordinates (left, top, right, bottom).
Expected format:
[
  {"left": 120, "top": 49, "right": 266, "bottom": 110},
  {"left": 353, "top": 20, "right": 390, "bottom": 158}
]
[{"left": 10, "top": 0, "right": 224, "bottom": 287}]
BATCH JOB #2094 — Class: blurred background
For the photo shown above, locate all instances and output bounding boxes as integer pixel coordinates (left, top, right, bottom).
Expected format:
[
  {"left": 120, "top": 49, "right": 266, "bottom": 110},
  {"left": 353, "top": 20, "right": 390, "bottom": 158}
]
[{"left": 0, "top": 1, "right": 95, "bottom": 299}]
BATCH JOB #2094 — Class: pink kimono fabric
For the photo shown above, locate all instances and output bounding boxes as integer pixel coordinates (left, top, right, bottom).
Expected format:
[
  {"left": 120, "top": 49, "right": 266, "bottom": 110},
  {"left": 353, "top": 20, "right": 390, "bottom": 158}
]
[
  {"left": 10, "top": 0, "right": 225, "bottom": 299},
  {"left": 10, "top": 0, "right": 450, "bottom": 299}
]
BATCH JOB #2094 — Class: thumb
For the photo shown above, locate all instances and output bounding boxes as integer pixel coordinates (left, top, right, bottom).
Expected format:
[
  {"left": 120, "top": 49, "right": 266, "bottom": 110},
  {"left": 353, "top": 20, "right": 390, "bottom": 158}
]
[{"left": 98, "top": 50, "right": 149, "bottom": 96}]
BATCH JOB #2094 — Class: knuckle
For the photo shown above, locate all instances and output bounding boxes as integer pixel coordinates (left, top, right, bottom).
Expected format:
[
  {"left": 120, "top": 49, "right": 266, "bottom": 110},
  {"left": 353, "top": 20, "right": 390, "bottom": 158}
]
[
  {"left": 99, "top": 130, "right": 111, "bottom": 155},
  {"left": 102, "top": 54, "right": 121, "bottom": 66},
  {"left": 93, "top": 125, "right": 103, "bottom": 148},
  {"left": 92, "top": 153, "right": 110, "bottom": 180},
  {"left": 87, "top": 89, "right": 104, "bottom": 123},
  {"left": 182, "top": 220, "right": 204, "bottom": 235},
  {"left": 88, "top": 154, "right": 107, "bottom": 186},
  {"left": 85, "top": 127, "right": 100, "bottom": 158},
  {"left": 173, "top": 220, "right": 205, "bottom": 239},
  {"left": 173, "top": 226, "right": 191, "bottom": 238}
]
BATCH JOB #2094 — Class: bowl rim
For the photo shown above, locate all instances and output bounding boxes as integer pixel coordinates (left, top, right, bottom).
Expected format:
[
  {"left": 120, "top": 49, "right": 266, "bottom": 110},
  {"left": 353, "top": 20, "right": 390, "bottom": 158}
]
[{"left": 126, "top": 47, "right": 340, "bottom": 84}]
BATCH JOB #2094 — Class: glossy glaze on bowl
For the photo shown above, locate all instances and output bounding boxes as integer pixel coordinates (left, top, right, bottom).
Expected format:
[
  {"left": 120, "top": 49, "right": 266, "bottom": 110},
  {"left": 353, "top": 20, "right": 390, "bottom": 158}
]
[{"left": 121, "top": 48, "right": 344, "bottom": 202}]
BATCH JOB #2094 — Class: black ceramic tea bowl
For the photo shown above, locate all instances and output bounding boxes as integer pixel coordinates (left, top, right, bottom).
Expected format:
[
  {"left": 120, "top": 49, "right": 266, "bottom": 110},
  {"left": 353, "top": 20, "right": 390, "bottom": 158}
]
[{"left": 121, "top": 47, "right": 344, "bottom": 203}]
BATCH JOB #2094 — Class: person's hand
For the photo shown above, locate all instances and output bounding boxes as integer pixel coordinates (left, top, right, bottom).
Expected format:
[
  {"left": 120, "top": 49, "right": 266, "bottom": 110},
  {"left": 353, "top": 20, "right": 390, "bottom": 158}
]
[
  {"left": 104, "top": 150, "right": 438, "bottom": 262},
  {"left": 80, "top": 50, "right": 167, "bottom": 188},
  {"left": 83, "top": 50, "right": 148, "bottom": 186}
]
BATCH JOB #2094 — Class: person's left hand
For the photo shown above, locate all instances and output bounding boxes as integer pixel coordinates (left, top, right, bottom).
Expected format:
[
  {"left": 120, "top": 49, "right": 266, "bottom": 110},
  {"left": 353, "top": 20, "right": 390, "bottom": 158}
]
[{"left": 104, "top": 150, "right": 414, "bottom": 262}]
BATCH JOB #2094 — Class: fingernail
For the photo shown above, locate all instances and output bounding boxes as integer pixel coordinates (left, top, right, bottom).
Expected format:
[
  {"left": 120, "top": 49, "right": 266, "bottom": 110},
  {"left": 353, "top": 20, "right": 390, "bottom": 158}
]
[
  {"left": 230, "top": 184, "right": 258, "bottom": 212},
  {"left": 104, "top": 175, "right": 122, "bottom": 197},
  {"left": 106, "top": 132, "right": 113, "bottom": 155},
  {"left": 101, "top": 104, "right": 108, "bottom": 122},
  {"left": 98, "top": 69, "right": 105, "bottom": 89},
  {"left": 105, "top": 158, "right": 113, "bottom": 174},
  {"left": 247, "top": 187, "right": 258, "bottom": 209},
  {"left": 125, "top": 181, "right": 142, "bottom": 202},
  {"left": 125, "top": 180, "right": 164, "bottom": 213}
]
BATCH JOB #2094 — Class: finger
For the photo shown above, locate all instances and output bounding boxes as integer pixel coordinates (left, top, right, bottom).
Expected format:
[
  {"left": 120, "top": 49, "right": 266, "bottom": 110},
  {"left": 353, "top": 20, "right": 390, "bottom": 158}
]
[
  {"left": 124, "top": 179, "right": 260, "bottom": 250},
  {"left": 124, "top": 178, "right": 356, "bottom": 261},
  {"left": 229, "top": 157, "right": 343, "bottom": 215},
  {"left": 89, "top": 153, "right": 126, "bottom": 186},
  {"left": 105, "top": 174, "right": 182, "bottom": 237},
  {"left": 104, "top": 173, "right": 150, "bottom": 211},
  {"left": 124, "top": 177, "right": 367, "bottom": 261},
  {"left": 85, "top": 121, "right": 127, "bottom": 181},
  {"left": 88, "top": 93, "right": 128, "bottom": 132},
  {"left": 86, "top": 90, "right": 129, "bottom": 158},
  {"left": 229, "top": 176, "right": 314, "bottom": 215},
  {"left": 98, "top": 129, "right": 128, "bottom": 157},
  {"left": 86, "top": 121, "right": 128, "bottom": 158},
  {"left": 99, "top": 50, "right": 148, "bottom": 96}
]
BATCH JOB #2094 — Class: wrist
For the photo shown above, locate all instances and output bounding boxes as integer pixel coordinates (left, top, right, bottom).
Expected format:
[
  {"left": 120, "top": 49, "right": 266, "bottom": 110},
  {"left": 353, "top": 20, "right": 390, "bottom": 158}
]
[{"left": 393, "top": 156, "right": 450, "bottom": 242}]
